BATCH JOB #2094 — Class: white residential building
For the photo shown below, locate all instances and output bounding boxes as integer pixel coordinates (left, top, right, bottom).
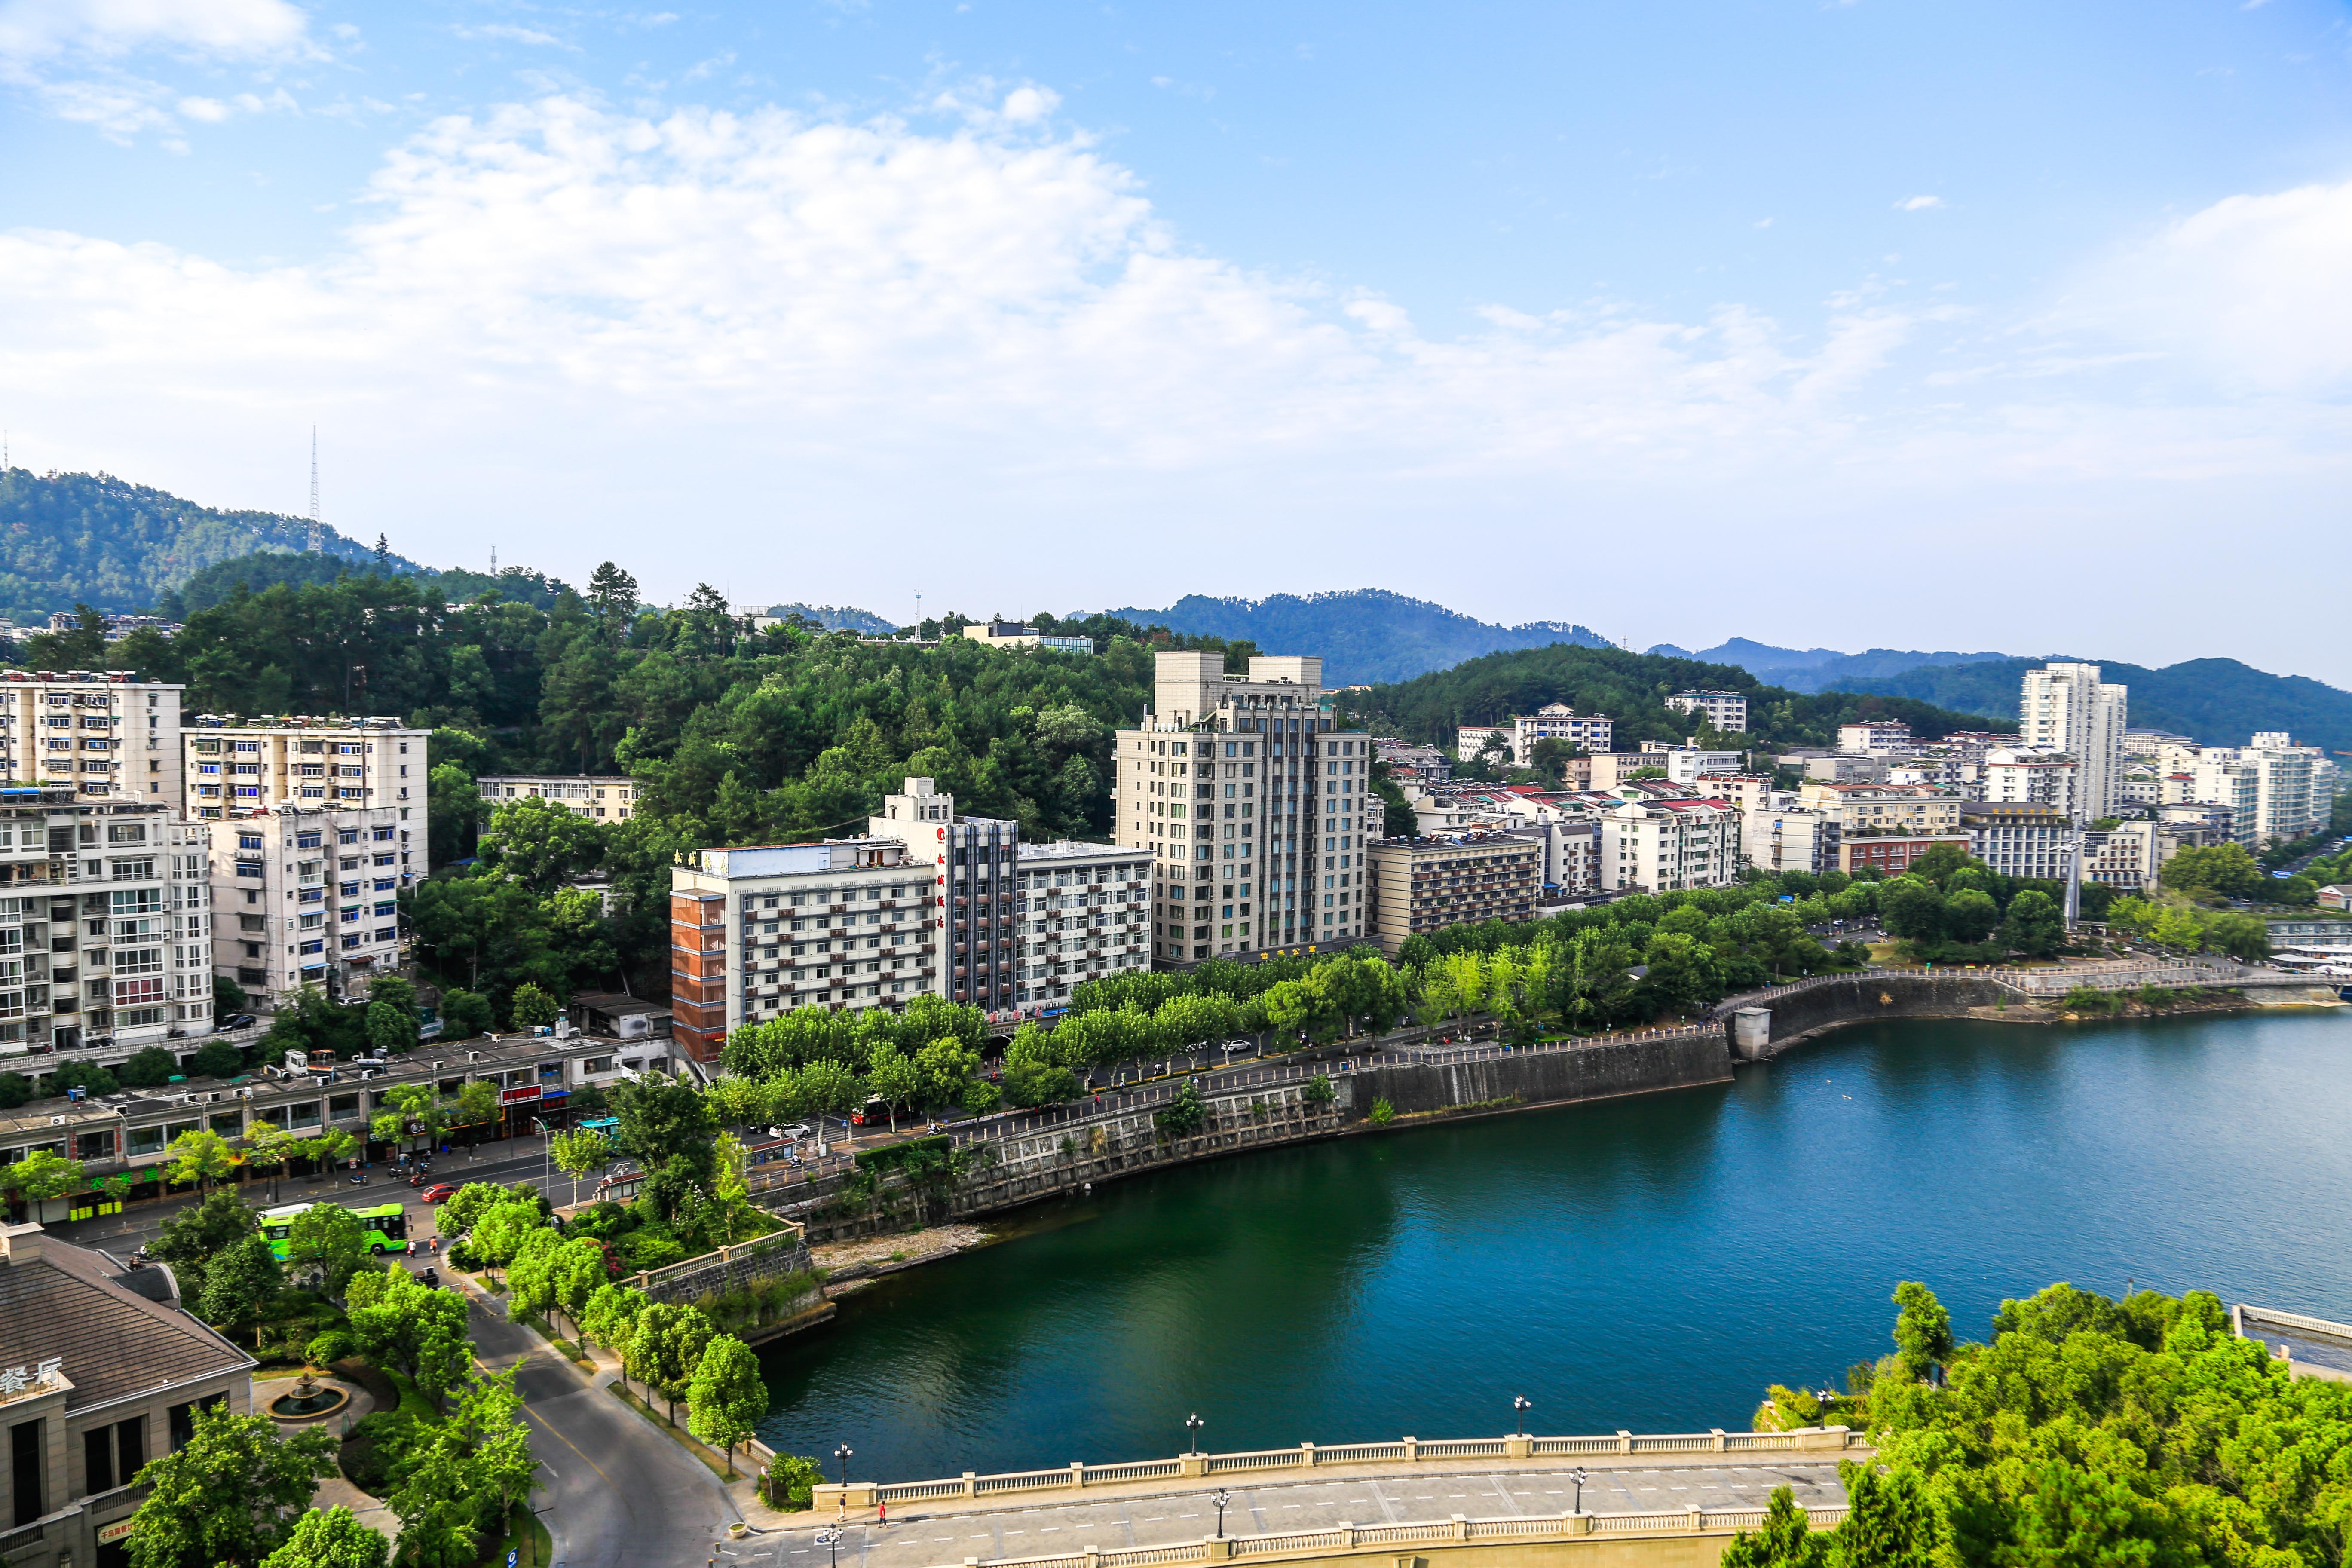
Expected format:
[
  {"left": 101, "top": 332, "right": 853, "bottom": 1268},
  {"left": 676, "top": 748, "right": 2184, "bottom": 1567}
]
[
  {"left": 1837, "top": 720, "right": 1915, "bottom": 756},
  {"left": 0, "top": 669, "right": 184, "bottom": 801},
  {"left": 2243, "top": 733, "right": 2321, "bottom": 846},
  {"left": 2189, "top": 753, "right": 2262, "bottom": 848},
  {"left": 1011, "top": 839, "right": 1155, "bottom": 1016},
  {"left": 1514, "top": 703, "right": 1617, "bottom": 760},
  {"left": 1456, "top": 725, "right": 1509, "bottom": 765},
  {"left": 2019, "top": 662, "right": 2128, "bottom": 820},
  {"left": 1667, "top": 691, "right": 1748, "bottom": 734},
  {"left": 478, "top": 775, "right": 638, "bottom": 822},
  {"left": 1963, "top": 803, "right": 2071, "bottom": 883},
  {"left": 210, "top": 804, "right": 414, "bottom": 1004},
  {"left": 184, "top": 717, "right": 425, "bottom": 839},
  {"left": 1598, "top": 797, "right": 1743, "bottom": 894},
  {"left": 870, "top": 776, "right": 1023, "bottom": 1016},
  {"left": 0, "top": 788, "right": 214, "bottom": 1063},
  {"left": 666, "top": 838, "right": 936, "bottom": 1062},
  {"left": 1981, "top": 747, "right": 2080, "bottom": 817},
  {"left": 1659, "top": 747, "right": 1746, "bottom": 786},
  {"left": 1115, "top": 652, "right": 1380, "bottom": 962},
  {"left": 1741, "top": 797, "right": 1842, "bottom": 877}
]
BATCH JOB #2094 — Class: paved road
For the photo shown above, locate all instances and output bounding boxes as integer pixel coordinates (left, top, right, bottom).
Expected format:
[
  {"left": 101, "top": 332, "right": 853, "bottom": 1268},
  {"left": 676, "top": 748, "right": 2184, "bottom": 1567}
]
[
  {"left": 469, "top": 1290, "right": 740, "bottom": 1568},
  {"left": 772, "top": 1461, "right": 1850, "bottom": 1568}
]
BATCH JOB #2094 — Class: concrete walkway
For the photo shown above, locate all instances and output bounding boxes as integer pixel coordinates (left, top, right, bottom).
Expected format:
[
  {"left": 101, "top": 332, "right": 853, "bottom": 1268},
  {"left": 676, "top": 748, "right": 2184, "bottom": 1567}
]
[{"left": 739, "top": 1457, "right": 1851, "bottom": 1568}]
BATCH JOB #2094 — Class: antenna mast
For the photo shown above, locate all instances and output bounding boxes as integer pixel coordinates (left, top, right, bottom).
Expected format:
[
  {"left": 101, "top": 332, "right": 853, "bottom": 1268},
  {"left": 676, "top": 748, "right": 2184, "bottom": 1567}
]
[{"left": 307, "top": 427, "right": 322, "bottom": 553}]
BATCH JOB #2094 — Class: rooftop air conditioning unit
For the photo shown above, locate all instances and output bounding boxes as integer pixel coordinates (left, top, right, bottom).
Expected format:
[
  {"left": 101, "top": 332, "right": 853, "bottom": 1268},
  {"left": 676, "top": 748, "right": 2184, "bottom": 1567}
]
[{"left": 50, "top": 1115, "right": 66, "bottom": 1125}]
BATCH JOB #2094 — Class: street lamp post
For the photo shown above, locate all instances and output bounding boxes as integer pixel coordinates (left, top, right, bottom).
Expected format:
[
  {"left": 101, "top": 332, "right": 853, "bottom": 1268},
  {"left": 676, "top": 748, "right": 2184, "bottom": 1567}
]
[
  {"left": 1185, "top": 1413, "right": 1204, "bottom": 1455},
  {"left": 1211, "top": 1490, "right": 1232, "bottom": 1539},
  {"left": 1571, "top": 1467, "right": 1587, "bottom": 1513},
  {"left": 835, "top": 1443, "right": 853, "bottom": 1488},
  {"left": 1512, "top": 1396, "right": 1531, "bottom": 1438}
]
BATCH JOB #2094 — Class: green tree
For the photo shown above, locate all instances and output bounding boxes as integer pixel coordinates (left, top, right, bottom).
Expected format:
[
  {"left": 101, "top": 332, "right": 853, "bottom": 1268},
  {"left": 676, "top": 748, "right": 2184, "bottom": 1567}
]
[
  {"left": 913, "top": 1035, "right": 982, "bottom": 1105},
  {"left": 189, "top": 1037, "right": 248, "bottom": 1079},
  {"left": 123, "top": 1402, "right": 339, "bottom": 1568},
  {"left": 582, "top": 1282, "right": 647, "bottom": 1363},
  {"left": 1890, "top": 1281, "right": 1953, "bottom": 1382},
  {"left": 1719, "top": 1486, "right": 1828, "bottom": 1568},
  {"left": 1831, "top": 1459, "right": 1938, "bottom": 1568},
  {"left": 1942, "top": 889, "right": 2000, "bottom": 945},
  {"left": 432, "top": 1180, "right": 511, "bottom": 1239},
  {"left": 687, "top": 1333, "right": 769, "bottom": 1475},
  {"left": 438, "top": 988, "right": 496, "bottom": 1042},
  {"left": 505, "top": 1225, "right": 566, "bottom": 1323},
  {"left": 259, "top": 1507, "right": 389, "bottom": 1568},
  {"left": 119, "top": 1044, "right": 181, "bottom": 1087},
  {"left": 628, "top": 1299, "right": 714, "bottom": 1426},
  {"left": 2159, "top": 842, "right": 2263, "bottom": 900},
  {"left": 284, "top": 1202, "right": 369, "bottom": 1292},
  {"left": 344, "top": 1269, "right": 473, "bottom": 1410},
  {"left": 365, "top": 998, "right": 417, "bottom": 1057},
  {"left": 150, "top": 1188, "right": 259, "bottom": 1301},
  {"left": 1879, "top": 879, "right": 1947, "bottom": 945},
  {"left": 427, "top": 761, "right": 488, "bottom": 869},
  {"left": 0, "top": 1070, "right": 31, "bottom": 1109},
  {"left": 478, "top": 797, "right": 611, "bottom": 896},
  {"left": 199, "top": 1234, "right": 283, "bottom": 1328},
  {"left": 547, "top": 1128, "right": 613, "bottom": 1207},
  {"left": 1, "top": 1147, "right": 88, "bottom": 1207},
  {"left": 1998, "top": 890, "right": 2065, "bottom": 958},
  {"left": 509, "top": 980, "right": 560, "bottom": 1029},
  {"left": 2204, "top": 912, "right": 2272, "bottom": 962},
  {"left": 370, "top": 1082, "right": 441, "bottom": 1152},
  {"left": 548, "top": 1236, "right": 613, "bottom": 1337},
  {"left": 864, "top": 1045, "right": 922, "bottom": 1132}
]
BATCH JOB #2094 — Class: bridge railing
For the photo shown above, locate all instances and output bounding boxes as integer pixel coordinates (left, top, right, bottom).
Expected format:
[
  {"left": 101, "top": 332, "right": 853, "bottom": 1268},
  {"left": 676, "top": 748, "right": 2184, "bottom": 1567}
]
[
  {"left": 918, "top": 1503, "right": 1855, "bottom": 1568},
  {"left": 814, "top": 1427, "right": 1861, "bottom": 1512}
]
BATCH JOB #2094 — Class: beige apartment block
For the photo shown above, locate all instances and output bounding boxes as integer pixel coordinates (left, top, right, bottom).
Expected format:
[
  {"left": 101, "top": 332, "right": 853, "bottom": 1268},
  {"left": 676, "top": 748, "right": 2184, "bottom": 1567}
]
[
  {"left": 668, "top": 839, "right": 936, "bottom": 1062},
  {"left": 1115, "top": 652, "right": 1380, "bottom": 964},
  {"left": 1367, "top": 830, "right": 1544, "bottom": 956},
  {"left": 1796, "top": 782, "right": 1963, "bottom": 838},
  {"left": 183, "top": 716, "right": 425, "bottom": 833},
  {"left": 1598, "top": 797, "right": 1743, "bottom": 894},
  {"left": 1666, "top": 690, "right": 1747, "bottom": 734},
  {"left": 208, "top": 804, "right": 415, "bottom": 1004},
  {"left": 478, "top": 774, "right": 638, "bottom": 821},
  {"left": 0, "top": 669, "right": 184, "bottom": 801}
]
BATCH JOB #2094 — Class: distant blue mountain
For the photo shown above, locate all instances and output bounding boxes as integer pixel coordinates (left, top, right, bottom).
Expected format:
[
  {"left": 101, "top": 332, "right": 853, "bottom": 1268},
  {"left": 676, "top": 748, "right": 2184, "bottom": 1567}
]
[
  {"left": 1645, "top": 638, "right": 2021, "bottom": 693},
  {"left": 1104, "top": 590, "right": 1614, "bottom": 686}
]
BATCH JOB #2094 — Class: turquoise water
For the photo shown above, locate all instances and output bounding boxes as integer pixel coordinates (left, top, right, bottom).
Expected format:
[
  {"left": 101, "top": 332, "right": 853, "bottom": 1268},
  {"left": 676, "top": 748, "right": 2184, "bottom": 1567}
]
[{"left": 755, "top": 1011, "right": 2352, "bottom": 1480}]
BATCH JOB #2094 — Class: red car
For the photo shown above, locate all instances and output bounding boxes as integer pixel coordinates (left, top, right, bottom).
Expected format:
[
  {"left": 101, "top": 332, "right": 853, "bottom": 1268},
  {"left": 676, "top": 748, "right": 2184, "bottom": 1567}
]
[{"left": 420, "top": 1182, "right": 460, "bottom": 1203}]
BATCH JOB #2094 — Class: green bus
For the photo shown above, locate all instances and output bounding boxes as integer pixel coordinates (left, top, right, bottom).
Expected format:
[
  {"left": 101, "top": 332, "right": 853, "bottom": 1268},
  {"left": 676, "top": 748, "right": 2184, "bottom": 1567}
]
[{"left": 258, "top": 1200, "right": 413, "bottom": 1258}]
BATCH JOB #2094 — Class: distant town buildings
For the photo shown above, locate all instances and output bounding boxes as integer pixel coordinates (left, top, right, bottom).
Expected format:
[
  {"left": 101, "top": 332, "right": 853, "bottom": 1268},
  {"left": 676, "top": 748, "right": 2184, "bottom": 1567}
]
[
  {"left": 184, "top": 715, "right": 424, "bottom": 825},
  {"left": 2020, "top": 662, "right": 2128, "bottom": 821},
  {"left": 961, "top": 621, "right": 1094, "bottom": 654},
  {"left": 1366, "top": 830, "right": 1544, "bottom": 956},
  {"left": 0, "top": 670, "right": 183, "bottom": 800}
]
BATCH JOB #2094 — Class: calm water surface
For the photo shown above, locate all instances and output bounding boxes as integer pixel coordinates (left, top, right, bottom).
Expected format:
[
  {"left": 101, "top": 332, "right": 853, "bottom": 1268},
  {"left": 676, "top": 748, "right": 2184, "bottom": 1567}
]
[{"left": 756, "top": 1011, "right": 2352, "bottom": 1478}]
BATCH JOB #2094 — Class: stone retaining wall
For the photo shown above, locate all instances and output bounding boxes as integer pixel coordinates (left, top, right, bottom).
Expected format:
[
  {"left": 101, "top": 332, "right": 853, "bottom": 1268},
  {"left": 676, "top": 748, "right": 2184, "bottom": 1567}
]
[{"left": 633, "top": 1227, "right": 818, "bottom": 1305}]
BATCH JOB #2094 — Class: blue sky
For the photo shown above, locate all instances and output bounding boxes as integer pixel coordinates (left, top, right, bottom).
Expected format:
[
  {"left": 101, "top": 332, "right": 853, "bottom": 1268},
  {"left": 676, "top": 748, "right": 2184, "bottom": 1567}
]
[{"left": 3, "top": 1, "right": 2349, "bottom": 680}]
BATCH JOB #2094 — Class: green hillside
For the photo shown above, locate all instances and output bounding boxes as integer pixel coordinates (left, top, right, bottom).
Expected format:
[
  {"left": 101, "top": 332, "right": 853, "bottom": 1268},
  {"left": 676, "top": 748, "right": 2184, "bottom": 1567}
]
[
  {"left": 0, "top": 467, "right": 402, "bottom": 624},
  {"left": 1830, "top": 657, "right": 2352, "bottom": 753},
  {"left": 1342, "top": 643, "right": 2010, "bottom": 753}
]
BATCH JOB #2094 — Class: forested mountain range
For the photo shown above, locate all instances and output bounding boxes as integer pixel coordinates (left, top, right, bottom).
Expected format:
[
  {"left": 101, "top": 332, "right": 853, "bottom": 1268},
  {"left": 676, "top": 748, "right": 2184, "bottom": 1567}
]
[
  {"left": 0, "top": 467, "right": 399, "bottom": 623},
  {"left": 1645, "top": 637, "right": 2019, "bottom": 692},
  {"left": 1103, "top": 590, "right": 1613, "bottom": 685},
  {"left": 1831, "top": 657, "right": 2352, "bottom": 753},
  {"left": 1339, "top": 643, "right": 2010, "bottom": 754}
]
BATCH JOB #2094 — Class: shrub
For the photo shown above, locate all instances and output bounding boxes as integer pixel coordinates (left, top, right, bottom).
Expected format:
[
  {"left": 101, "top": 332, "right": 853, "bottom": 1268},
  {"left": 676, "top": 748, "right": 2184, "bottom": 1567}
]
[
  {"left": 617, "top": 1228, "right": 687, "bottom": 1272},
  {"left": 118, "top": 1047, "right": 181, "bottom": 1087},
  {"left": 342, "top": 1409, "right": 425, "bottom": 1494},
  {"left": 765, "top": 1452, "right": 823, "bottom": 1510},
  {"left": 1368, "top": 1097, "right": 1396, "bottom": 1125}
]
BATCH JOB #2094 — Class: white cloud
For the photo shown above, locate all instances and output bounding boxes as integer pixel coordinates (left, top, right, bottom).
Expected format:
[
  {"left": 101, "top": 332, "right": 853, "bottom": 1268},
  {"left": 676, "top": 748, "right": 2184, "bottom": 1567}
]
[
  {"left": 0, "top": 0, "right": 314, "bottom": 140},
  {"left": 452, "top": 22, "right": 575, "bottom": 50},
  {"left": 0, "top": 0, "right": 309, "bottom": 63},
  {"left": 0, "top": 95, "right": 2343, "bottom": 676},
  {"left": 2071, "top": 178, "right": 2352, "bottom": 395},
  {"left": 1894, "top": 194, "right": 1944, "bottom": 211}
]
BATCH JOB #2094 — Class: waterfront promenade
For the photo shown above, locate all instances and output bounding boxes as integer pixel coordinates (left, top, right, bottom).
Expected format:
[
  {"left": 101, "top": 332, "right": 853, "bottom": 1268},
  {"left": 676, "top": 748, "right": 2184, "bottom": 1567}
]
[{"left": 760, "top": 1452, "right": 1852, "bottom": 1568}]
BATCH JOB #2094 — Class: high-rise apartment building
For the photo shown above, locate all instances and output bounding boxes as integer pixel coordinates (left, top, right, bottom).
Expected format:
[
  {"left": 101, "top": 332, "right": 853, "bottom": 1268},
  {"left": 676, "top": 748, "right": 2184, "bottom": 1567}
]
[
  {"left": 2243, "top": 733, "right": 2319, "bottom": 847},
  {"left": 2019, "top": 663, "right": 2127, "bottom": 820},
  {"left": 871, "top": 777, "right": 1022, "bottom": 1014},
  {"left": 183, "top": 717, "right": 426, "bottom": 835},
  {"left": 1981, "top": 747, "right": 2079, "bottom": 816},
  {"left": 0, "top": 670, "right": 184, "bottom": 801},
  {"left": 0, "top": 788, "right": 214, "bottom": 1063},
  {"left": 1010, "top": 839, "right": 1154, "bottom": 1015},
  {"left": 208, "top": 805, "right": 414, "bottom": 1004},
  {"left": 1366, "top": 830, "right": 1544, "bottom": 956},
  {"left": 667, "top": 839, "right": 935, "bottom": 1060},
  {"left": 1113, "top": 652, "right": 1380, "bottom": 963}
]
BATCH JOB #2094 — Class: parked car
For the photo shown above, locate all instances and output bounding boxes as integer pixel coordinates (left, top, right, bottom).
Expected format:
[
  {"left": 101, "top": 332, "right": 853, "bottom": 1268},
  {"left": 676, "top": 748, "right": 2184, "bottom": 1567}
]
[
  {"left": 779, "top": 1124, "right": 813, "bottom": 1140},
  {"left": 420, "top": 1182, "right": 460, "bottom": 1203},
  {"left": 220, "top": 1013, "right": 257, "bottom": 1031}
]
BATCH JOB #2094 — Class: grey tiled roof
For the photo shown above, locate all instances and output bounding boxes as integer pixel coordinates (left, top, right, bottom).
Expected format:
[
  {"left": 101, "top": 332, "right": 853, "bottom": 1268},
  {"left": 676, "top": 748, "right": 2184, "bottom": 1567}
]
[{"left": 0, "top": 1238, "right": 252, "bottom": 1410}]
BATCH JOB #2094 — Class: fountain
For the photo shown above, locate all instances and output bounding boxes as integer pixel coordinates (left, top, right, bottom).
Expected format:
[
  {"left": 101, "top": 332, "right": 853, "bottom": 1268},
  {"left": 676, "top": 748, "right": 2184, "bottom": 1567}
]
[{"left": 268, "top": 1369, "right": 350, "bottom": 1420}]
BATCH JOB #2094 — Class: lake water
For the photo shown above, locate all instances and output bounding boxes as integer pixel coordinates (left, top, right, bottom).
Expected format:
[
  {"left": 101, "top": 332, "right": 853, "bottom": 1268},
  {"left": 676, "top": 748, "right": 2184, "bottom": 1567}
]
[{"left": 755, "top": 1010, "right": 2352, "bottom": 1480}]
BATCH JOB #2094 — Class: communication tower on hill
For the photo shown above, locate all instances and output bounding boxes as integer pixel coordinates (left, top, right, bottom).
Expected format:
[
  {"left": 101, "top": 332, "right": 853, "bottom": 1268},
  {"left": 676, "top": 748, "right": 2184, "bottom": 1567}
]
[{"left": 307, "top": 426, "right": 322, "bottom": 553}]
